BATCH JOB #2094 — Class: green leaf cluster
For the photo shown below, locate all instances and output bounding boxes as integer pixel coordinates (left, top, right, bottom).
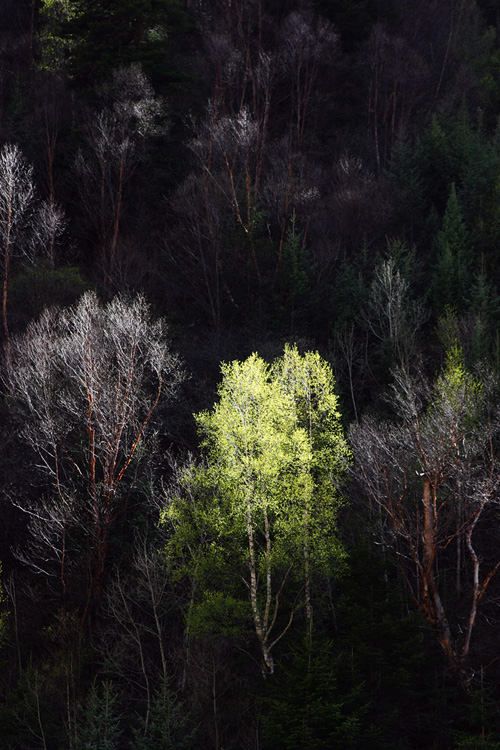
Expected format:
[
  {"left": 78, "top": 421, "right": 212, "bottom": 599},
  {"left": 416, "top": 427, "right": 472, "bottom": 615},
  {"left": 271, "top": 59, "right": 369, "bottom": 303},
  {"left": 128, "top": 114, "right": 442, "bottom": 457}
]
[
  {"left": 163, "top": 345, "right": 350, "bottom": 639},
  {"left": 194, "top": 345, "right": 350, "bottom": 574},
  {"left": 38, "top": 0, "right": 191, "bottom": 87}
]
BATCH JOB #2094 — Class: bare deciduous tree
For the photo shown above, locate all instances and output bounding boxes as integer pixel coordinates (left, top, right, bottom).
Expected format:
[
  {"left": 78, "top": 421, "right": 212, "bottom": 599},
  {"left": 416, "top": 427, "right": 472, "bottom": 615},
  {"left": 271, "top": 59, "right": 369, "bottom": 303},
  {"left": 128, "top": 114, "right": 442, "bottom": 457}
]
[
  {"left": 100, "top": 534, "right": 175, "bottom": 729},
  {"left": 75, "top": 65, "right": 165, "bottom": 294},
  {"left": 363, "top": 254, "right": 427, "bottom": 370},
  {"left": 350, "top": 350, "right": 500, "bottom": 688},
  {"left": 28, "top": 199, "right": 66, "bottom": 268},
  {"left": 363, "top": 23, "right": 428, "bottom": 172},
  {"left": 0, "top": 143, "right": 35, "bottom": 369},
  {"left": 8, "top": 291, "right": 183, "bottom": 622},
  {"left": 166, "top": 4, "right": 341, "bottom": 331}
]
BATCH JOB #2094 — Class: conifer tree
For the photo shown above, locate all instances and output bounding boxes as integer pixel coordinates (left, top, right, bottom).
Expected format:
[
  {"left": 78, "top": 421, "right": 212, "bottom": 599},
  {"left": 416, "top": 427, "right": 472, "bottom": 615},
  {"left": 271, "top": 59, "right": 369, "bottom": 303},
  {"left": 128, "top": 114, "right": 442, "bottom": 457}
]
[
  {"left": 432, "top": 183, "right": 473, "bottom": 313},
  {"left": 74, "top": 681, "right": 122, "bottom": 750},
  {"left": 38, "top": 0, "right": 191, "bottom": 87}
]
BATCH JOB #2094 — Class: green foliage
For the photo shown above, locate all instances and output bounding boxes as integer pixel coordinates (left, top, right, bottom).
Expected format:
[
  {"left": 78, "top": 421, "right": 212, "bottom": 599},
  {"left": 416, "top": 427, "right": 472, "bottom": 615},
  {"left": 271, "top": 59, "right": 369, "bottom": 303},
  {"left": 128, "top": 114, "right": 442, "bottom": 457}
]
[
  {"left": 480, "top": 44, "right": 500, "bottom": 113},
  {"left": 74, "top": 680, "right": 122, "bottom": 750},
  {"left": 336, "top": 545, "right": 441, "bottom": 748},
  {"left": 437, "top": 305, "right": 461, "bottom": 354},
  {"left": 330, "top": 251, "right": 370, "bottom": 332},
  {"left": 454, "top": 738, "right": 500, "bottom": 749},
  {"left": 452, "top": 109, "right": 499, "bottom": 226},
  {"left": 415, "top": 107, "right": 500, "bottom": 295},
  {"left": 42, "top": 0, "right": 192, "bottom": 88},
  {"left": 163, "top": 460, "right": 247, "bottom": 603},
  {"left": 187, "top": 590, "right": 252, "bottom": 640},
  {"left": 278, "top": 214, "right": 315, "bottom": 334},
  {"left": 194, "top": 345, "right": 349, "bottom": 575},
  {"left": 420, "top": 117, "right": 454, "bottom": 212},
  {"left": 132, "top": 681, "right": 197, "bottom": 749},
  {"left": 163, "top": 346, "right": 350, "bottom": 654},
  {"left": 261, "top": 639, "right": 365, "bottom": 750},
  {"left": 431, "top": 340, "right": 483, "bottom": 429},
  {"left": 386, "top": 135, "right": 426, "bottom": 225},
  {"left": 4, "top": 0, "right": 500, "bottom": 743},
  {"left": 419, "top": 109, "right": 499, "bottom": 228},
  {"left": 467, "top": 268, "right": 500, "bottom": 363},
  {"left": 453, "top": 684, "right": 500, "bottom": 748},
  {"left": 272, "top": 345, "right": 350, "bottom": 570},
  {"left": 435, "top": 312, "right": 485, "bottom": 417},
  {"left": 468, "top": 267, "right": 500, "bottom": 322},
  {"left": 38, "top": 0, "right": 80, "bottom": 72},
  {"left": 432, "top": 183, "right": 474, "bottom": 313}
]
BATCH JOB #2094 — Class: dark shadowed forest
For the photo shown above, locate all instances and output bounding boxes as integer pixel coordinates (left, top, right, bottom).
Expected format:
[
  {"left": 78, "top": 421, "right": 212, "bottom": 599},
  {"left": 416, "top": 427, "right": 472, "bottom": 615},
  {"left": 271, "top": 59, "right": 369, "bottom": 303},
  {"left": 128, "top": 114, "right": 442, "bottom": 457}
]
[{"left": 3, "top": 1, "right": 500, "bottom": 747}]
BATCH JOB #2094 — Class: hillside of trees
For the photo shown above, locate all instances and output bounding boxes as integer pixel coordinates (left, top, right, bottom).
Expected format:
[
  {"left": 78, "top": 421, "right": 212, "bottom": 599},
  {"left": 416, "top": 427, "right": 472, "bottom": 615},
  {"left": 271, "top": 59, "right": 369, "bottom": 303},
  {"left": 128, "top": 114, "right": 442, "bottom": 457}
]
[{"left": 3, "top": 1, "right": 500, "bottom": 747}]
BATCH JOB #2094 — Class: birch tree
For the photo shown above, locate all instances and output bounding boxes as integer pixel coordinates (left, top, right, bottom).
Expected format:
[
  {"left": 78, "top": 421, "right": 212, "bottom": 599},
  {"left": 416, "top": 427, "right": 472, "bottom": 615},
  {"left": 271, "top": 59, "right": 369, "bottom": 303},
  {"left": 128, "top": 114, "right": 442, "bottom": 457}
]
[{"left": 163, "top": 345, "right": 349, "bottom": 675}]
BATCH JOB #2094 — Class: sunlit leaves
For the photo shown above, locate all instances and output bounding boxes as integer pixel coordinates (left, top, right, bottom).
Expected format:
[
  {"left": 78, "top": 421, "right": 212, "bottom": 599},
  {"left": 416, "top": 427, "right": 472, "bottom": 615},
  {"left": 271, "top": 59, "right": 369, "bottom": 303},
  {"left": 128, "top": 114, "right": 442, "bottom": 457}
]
[{"left": 164, "top": 345, "right": 349, "bottom": 669}]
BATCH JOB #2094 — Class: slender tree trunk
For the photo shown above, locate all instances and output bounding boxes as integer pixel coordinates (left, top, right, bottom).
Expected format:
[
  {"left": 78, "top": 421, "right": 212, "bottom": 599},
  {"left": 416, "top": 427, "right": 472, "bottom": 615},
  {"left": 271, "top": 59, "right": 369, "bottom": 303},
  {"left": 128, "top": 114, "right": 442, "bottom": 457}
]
[{"left": 246, "top": 495, "right": 274, "bottom": 674}]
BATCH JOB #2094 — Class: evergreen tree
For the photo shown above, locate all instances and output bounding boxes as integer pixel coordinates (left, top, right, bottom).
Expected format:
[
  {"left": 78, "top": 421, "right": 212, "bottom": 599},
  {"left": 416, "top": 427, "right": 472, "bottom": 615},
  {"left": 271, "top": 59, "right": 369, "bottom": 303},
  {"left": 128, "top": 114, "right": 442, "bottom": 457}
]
[
  {"left": 278, "top": 214, "right": 315, "bottom": 334},
  {"left": 38, "top": 0, "right": 191, "bottom": 88},
  {"left": 466, "top": 267, "right": 500, "bottom": 364},
  {"left": 261, "top": 638, "right": 364, "bottom": 750},
  {"left": 432, "top": 183, "right": 474, "bottom": 313},
  {"left": 74, "top": 681, "right": 122, "bottom": 750},
  {"left": 131, "top": 681, "right": 196, "bottom": 750}
]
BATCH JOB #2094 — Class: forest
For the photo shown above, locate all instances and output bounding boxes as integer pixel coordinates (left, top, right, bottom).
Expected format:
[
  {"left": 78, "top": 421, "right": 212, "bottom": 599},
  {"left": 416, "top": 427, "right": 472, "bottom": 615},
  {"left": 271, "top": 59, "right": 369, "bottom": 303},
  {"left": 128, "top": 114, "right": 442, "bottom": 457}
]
[{"left": 3, "top": 0, "right": 500, "bottom": 747}]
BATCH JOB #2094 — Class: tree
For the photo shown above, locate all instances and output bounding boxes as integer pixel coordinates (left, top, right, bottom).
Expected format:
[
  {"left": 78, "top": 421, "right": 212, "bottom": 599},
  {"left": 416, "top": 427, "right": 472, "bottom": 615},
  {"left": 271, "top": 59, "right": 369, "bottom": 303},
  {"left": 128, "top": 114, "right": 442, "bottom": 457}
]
[
  {"left": 38, "top": 0, "right": 191, "bottom": 88},
  {"left": 432, "top": 183, "right": 473, "bottom": 313},
  {"left": 37, "top": 0, "right": 80, "bottom": 74},
  {"left": 75, "top": 65, "right": 165, "bottom": 294},
  {"left": 131, "top": 680, "right": 197, "bottom": 750},
  {"left": 0, "top": 142, "right": 67, "bottom": 369},
  {"left": 99, "top": 533, "right": 177, "bottom": 726},
  {"left": 363, "top": 246, "right": 427, "bottom": 371},
  {"left": 0, "top": 143, "right": 35, "bottom": 372},
  {"left": 8, "top": 291, "right": 183, "bottom": 621},
  {"left": 74, "top": 680, "right": 122, "bottom": 750},
  {"left": 363, "top": 23, "right": 428, "bottom": 172},
  {"left": 163, "top": 345, "right": 349, "bottom": 675},
  {"left": 164, "top": 5, "right": 340, "bottom": 331},
  {"left": 278, "top": 214, "right": 315, "bottom": 335},
  {"left": 350, "top": 346, "right": 500, "bottom": 688},
  {"left": 260, "top": 637, "right": 364, "bottom": 750}
]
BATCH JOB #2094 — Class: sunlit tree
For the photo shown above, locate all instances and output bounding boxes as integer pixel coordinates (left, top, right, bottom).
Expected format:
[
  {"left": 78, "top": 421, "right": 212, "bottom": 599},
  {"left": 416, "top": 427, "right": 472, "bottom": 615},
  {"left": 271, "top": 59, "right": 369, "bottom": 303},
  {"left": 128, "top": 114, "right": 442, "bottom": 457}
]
[{"left": 164, "top": 345, "right": 349, "bottom": 675}]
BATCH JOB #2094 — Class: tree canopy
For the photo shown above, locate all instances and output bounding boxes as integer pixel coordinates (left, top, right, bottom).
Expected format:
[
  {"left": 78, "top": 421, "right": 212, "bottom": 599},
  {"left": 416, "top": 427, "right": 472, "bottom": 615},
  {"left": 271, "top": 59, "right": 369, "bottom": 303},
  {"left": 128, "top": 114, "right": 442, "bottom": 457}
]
[{"left": 164, "top": 345, "right": 349, "bottom": 674}]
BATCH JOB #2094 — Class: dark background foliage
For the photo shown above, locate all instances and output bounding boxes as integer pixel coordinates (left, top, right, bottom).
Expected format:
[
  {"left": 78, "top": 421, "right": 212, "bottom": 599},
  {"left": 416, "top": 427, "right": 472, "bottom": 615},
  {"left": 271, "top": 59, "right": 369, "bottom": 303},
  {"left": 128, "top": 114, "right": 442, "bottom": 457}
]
[{"left": 2, "top": 1, "right": 500, "bottom": 747}]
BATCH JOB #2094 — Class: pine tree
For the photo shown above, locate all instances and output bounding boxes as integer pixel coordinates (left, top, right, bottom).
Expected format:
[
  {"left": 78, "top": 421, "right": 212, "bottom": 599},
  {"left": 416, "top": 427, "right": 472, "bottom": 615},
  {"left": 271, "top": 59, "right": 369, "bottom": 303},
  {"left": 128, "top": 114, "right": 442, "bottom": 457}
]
[{"left": 432, "top": 183, "right": 473, "bottom": 314}]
